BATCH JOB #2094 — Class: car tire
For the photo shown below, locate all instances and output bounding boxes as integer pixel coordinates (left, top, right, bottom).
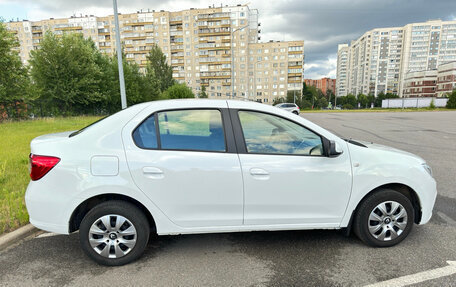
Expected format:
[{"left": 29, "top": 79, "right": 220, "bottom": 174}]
[
  {"left": 293, "top": 110, "right": 299, "bottom": 115},
  {"left": 353, "top": 189, "right": 414, "bottom": 247},
  {"left": 79, "top": 200, "right": 150, "bottom": 266}
]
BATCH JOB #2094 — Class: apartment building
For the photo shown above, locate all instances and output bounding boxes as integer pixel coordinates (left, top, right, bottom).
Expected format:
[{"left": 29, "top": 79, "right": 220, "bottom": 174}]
[
  {"left": 304, "top": 77, "right": 336, "bottom": 95},
  {"left": 335, "top": 44, "right": 349, "bottom": 96},
  {"left": 402, "top": 70, "right": 437, "bottom": 97},
  {"left": 337, "top": 19, "right": 456, "bottom": 97},
  {"left": 436, "top": 61, "right": 456, "bottom": 96},
  {"left": 403, "top": 61, "right": 456, "bottom": 97},
  {"left": 6, "top": 4, "right": 304, "bottom": 104}
]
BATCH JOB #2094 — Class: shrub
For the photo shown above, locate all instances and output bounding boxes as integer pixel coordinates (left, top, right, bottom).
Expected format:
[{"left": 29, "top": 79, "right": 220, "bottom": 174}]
[
  {"left": 429, "top": 98, "right": 436, "bottom": 109},
  {"left": 446, "top": 90, "right": 456, "bottom": 109}
]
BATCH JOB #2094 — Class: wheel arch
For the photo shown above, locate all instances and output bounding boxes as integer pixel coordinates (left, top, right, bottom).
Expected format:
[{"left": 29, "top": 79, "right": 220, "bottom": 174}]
[
  {"left": 69, "top": 193, "right": 157, "bottom": 234},
  {"left": 344, "top": 182, "right": 422, "bottom": 236}
]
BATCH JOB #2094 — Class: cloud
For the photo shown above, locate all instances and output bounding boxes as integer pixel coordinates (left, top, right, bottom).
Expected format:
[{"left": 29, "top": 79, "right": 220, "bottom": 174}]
[
  {"left": 304, "top": 55, "right": 337, "bottom": 79},
  {"left": 2, "top": 0, "right": 456, "bottom": 79}
]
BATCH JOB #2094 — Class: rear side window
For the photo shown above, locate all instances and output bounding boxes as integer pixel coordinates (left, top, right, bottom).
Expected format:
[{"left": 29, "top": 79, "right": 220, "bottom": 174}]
[
  {"left": 132, "top": 115, "right": 158, "bottom": 149},
  {"left": 157, "top": 109, "right": 226, "bottom": 152}
]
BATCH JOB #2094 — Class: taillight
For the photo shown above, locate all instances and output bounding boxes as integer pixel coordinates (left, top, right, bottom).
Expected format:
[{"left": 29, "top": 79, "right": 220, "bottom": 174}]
[{"left": 29, "top": 154, "right": 60, "bottom": 181}]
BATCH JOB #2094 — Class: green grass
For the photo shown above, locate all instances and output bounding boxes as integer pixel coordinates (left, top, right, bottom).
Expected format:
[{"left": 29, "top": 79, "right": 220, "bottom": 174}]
[{"left": 0, "top": 116, "right": 101, "bottom": 235}]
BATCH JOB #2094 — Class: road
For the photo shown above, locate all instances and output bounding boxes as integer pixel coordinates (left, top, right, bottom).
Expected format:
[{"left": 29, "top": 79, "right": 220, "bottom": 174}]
[{"left": 1, "top": 111, "right": 455, "bottom": 286}]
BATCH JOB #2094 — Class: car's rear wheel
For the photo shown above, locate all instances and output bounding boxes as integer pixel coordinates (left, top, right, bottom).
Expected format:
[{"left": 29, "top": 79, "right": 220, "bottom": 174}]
[
  {"left": 353, "top": 189, "right": 414, "bottom": 247},
  {"left": 292, "top": 110, "right": 299, "bottom": 115},
  {"left": 79, "top": 200, "right": 150, "bottom": 266}
]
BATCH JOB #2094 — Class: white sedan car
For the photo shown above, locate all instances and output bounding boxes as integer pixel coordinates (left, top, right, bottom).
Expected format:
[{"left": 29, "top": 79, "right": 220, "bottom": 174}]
[
  {"left": 275, "top": 102, "right": 300, "bottom": 114},
  {"left": 26, "top": 99, "right": 436, "bottom": 266}
]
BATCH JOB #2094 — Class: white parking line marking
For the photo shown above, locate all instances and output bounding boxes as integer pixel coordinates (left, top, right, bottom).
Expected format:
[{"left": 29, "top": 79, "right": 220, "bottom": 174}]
[
  {"left": 365, "top": 261, "right": 456, "bottom": 287},
  {"left": 437, "top": 211, "right": 456, "bottom": 225}
]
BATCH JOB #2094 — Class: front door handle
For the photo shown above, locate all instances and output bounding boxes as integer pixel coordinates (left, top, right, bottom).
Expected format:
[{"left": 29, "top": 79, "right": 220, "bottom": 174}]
[
  {"left": 142, "top": 167, "right": 164, "bottom": 179},
  {"left": 250, "top": 168, "right": 270, "bottom": 180}
]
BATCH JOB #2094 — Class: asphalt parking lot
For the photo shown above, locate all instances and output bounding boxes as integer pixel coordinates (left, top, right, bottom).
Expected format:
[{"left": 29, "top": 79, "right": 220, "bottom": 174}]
[{"left": 1, "top": 111, "right": 455, "bottom": 287}]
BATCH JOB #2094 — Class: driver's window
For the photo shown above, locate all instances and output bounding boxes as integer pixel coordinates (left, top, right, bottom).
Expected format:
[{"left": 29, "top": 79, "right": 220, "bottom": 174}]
[{"left": 238, "top": 111, "right": 323, "bottom": 155}]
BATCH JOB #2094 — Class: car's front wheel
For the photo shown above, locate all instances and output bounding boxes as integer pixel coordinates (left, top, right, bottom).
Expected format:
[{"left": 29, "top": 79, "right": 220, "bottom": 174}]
[
  {"left": 353, "top": 189, "right": 414, "bottom": 247},
  {"left": 79, "top": 200, "right": 150, "bottom": 266}
]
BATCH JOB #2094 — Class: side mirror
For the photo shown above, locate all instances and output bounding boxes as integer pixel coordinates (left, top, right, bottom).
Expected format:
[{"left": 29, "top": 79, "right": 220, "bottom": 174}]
[{"left": 323, "top": 138, "right": 343, "bottom": 158}]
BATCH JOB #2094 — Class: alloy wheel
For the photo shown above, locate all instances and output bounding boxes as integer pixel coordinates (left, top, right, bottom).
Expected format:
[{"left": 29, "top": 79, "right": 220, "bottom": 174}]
[
  {"left": 368, "top": 201, "right": 408, "bottom": 241},
  {"left": 88, "top": 214, "right": 137, "bottom": 259}
]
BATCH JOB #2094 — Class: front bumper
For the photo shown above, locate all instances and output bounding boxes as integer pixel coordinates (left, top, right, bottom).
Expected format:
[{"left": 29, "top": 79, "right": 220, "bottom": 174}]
[{"left": 417, "top": 177, "right": 437, "bottom": 225}]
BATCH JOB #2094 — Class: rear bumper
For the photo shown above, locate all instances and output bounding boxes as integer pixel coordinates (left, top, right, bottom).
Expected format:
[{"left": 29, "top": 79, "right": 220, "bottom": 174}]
[
  {"left": 29, "top": 219, "right": 68, "bottom": 234},
  {"left": 25, "top": 180, "right": 72, "bottom": 235}
]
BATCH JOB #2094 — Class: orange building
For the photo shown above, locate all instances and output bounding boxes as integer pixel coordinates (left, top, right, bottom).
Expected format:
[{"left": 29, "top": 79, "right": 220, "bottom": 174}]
[{"left": 304, "top": 77, "right": 336, "bottom": 95}]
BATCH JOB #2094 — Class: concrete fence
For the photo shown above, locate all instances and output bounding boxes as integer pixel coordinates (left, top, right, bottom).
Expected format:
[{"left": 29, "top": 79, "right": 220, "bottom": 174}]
[{"left": 382, "top": 97, "right": 449, "bottom": 108}]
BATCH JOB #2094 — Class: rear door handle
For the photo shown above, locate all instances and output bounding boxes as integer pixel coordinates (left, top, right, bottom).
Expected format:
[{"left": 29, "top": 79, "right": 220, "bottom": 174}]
[
  {"left": 142, "top": 167, "right": 164, "bottom": 179},
  {"left": 250, "top": 168, "right": 270, "bottom": 180}
]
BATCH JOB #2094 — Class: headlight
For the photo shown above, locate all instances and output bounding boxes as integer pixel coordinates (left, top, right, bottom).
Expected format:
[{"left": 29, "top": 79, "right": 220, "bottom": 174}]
[{"left": 422, "top": 163, "right": 433, "bottom": 177}]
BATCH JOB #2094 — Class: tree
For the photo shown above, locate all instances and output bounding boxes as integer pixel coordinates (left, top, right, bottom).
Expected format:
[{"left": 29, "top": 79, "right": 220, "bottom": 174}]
[
  {"left": 145, "top": 44, "right": 174, "bottom": 93},
  {"left": 273, "top": 97, "right": 285, "bottom": 105},
  {"left": 29, "top": 32, "right": 105, "bottom": 115},
  {"left": 326, "top": 89, "right": 335, "bottom": 106},
  {"left": 161, "top": 83, "right": 194, "bottom": 99},
  {"left": 346, "top": 94, "right": 357, "bottom": 107},
  {"left": 286, "top": 90, "right": 302, "bottom": 107},
  {"left": 337, "top": 95, "right": 347, "bottom": 106},
  {"left": 446, "top": 89, "right": 456, "bottom": 109},
  {"left": 0, "top": 20, "right": 31, "bottom": 118},
  {"left": 199, "top": 85, "right": 208, "bottom": 98},
  {"left": 102, "top": 53, "right": 156, "bottom": 113},
  {"left": 357, "top": 94, "right": 368, "bottom": 109},
  {"left": 301, "top": 84, "right": 319, "bottom": 109},
  {"left": 367, "top": 94, "right": 375, "bottom": 108},
  {"left": 317, "top": 97, "right": 329, "bottom": 109}
]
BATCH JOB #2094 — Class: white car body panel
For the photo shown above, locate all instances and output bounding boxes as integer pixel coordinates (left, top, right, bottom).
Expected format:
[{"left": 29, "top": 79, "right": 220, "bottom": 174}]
[{"left": 25, "top": 99, "right": 437, "bottom": 237}]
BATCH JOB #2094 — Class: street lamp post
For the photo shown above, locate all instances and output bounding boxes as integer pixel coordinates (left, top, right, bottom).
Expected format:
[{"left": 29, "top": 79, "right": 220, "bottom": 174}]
[
  {"left": 231, "top": 24, "right": 249, "bottom": 100},
  {"left": 113, "top": 0, "right": 127, "bottom": 109}
]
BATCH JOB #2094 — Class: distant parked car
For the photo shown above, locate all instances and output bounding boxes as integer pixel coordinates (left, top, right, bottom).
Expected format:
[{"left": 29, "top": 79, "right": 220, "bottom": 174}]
[
  {"left": 275, "top": 103, "right": 300, "bottom": 114},
  {"left": 26, "top": 99, "right": 436, "bottom": 266}
]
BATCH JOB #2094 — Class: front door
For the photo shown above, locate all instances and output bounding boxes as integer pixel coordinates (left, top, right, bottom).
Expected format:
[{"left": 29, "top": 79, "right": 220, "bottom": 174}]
[{"left": 235, "top": 110, "right": 352, "bottom": 226}]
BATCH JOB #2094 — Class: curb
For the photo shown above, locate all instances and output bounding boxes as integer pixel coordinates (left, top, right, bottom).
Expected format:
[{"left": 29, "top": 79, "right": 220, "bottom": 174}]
[{"left": 0, "top": 224, "right": 39, "bottom": 251}]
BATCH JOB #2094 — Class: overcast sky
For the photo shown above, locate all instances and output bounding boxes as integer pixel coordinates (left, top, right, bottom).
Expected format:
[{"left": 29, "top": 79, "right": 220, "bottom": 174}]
[{"left": 1, "top": 0, "right": 456, "bottom": 79}]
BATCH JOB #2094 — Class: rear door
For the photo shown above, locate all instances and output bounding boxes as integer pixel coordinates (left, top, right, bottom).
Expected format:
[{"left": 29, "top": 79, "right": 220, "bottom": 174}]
[{"left": 123, "top": 103, "right": 243, "bottom": 228}]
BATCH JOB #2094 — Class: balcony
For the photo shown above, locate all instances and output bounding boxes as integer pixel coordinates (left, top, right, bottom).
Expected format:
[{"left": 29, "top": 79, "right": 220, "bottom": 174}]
[
  {"left": 171, "top": 45, "right": 184, "bottom": 51},
  {"left": 198, "top": 27, "right": 231, "bottom": 37},
  {"left": 198, "top": 12, "right": 230, "bottom": 21},
  {"left": 54, "top": 25, "right": 83, "bottom": 31}
]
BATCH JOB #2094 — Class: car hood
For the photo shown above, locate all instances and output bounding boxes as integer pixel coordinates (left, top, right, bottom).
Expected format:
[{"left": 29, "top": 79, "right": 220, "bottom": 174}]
[{"left": 350, "top": 139, "right": 426, "bottom": 163}]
